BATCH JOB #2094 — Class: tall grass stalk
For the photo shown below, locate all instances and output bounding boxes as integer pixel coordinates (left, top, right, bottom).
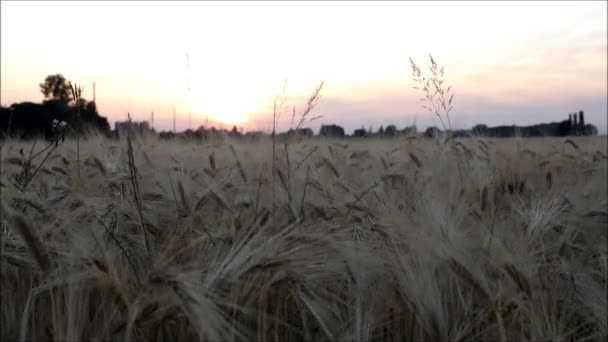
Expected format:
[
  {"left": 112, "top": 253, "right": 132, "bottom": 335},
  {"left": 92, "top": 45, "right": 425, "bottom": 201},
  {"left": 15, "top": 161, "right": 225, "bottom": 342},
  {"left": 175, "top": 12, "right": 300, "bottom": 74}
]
[
  {"left": 126, "top": 113, "right": 152, "bottom": 257},
  {"left": 69, "top": 83, "right": 84, "bottom": 179},
  {"left": 410, "top": 54, "right": 465, "bottom": 187}
]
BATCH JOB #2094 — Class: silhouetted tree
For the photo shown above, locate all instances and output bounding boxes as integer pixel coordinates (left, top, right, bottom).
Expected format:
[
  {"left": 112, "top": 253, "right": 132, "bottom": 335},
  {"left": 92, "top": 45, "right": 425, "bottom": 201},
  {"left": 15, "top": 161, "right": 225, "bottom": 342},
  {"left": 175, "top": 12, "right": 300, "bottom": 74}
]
[
  {"left": 385, "top": 124, "right": 397, "bottom": 136},
  {"left": 558, "top": 118, "right": 572, "bottom": 136},
  {"left": 40, "top": 74, "right": 73, "bottom": 105},
  {"left": 472, "top": 124, "right": 488, "bottom": 136},
  {"left": 1, "top": 75, "right": 110, "bottom": 140},
  {"left": 230, "top": 125, "right": 241, "bottom": 137},
  {"left": 319, "top": 124, "right": 345, "bottom": 137},
  {"left": 159, "top": 131, "right": 176, "bottom": 140},
  {"left": 287, "top": 128, "right": 313, "bottom": 137},
  {"left": 453, "top": 129, "right": 470, "bottom": 138},
  {"left": 402, "top": 125, "right": 417, "bottom": 136},
  {"left": 425, "top": 126, "right": 441, "bottom": 138},
  {"left": 583, "top": 124, "right": 598, "bottom": 136},
  {"left": 353, "top": 128, "right": 366, "bottom": 137},
  {"left": 246, "top": 131, "right": 264, "bottom": 137}
]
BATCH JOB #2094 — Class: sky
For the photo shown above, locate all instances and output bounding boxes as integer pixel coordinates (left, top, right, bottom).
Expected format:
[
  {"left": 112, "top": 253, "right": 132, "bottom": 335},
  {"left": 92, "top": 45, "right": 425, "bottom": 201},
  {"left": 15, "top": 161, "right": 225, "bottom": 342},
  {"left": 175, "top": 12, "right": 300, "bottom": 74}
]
[{"left": 1, "top": 1, "right": 607, "bottom": 134}]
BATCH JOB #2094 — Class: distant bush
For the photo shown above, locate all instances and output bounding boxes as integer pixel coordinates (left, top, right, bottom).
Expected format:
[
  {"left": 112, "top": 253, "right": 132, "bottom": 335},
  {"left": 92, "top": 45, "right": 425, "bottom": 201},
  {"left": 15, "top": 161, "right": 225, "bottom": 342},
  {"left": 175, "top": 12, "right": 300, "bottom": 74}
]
[{"left": 319, "top": 124, "right": 345, "bottom": 137}]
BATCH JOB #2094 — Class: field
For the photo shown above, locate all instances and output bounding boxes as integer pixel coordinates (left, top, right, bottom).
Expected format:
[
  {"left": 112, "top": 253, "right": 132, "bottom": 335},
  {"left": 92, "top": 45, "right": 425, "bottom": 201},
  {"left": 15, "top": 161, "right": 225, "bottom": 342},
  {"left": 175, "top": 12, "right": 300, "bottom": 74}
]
[{"left": 1, "top": 133, "right": 607, "bottom": 342}]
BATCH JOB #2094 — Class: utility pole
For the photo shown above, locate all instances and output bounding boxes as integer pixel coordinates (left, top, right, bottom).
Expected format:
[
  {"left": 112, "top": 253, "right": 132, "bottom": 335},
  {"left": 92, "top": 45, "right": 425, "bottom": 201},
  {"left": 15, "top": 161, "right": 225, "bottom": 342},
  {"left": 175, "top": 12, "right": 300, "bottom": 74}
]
[
  {"left": 185, "top": 52, "right": 192, "bottom": 130},
  {"left": 92, "top": 82, "right": 96, "bottom": 103},
  {"left": 173, "top": 107, "right": 176, "bottom": 133},
  {"left": 151, "top": 111, "right": 154, "bottom": 130}
]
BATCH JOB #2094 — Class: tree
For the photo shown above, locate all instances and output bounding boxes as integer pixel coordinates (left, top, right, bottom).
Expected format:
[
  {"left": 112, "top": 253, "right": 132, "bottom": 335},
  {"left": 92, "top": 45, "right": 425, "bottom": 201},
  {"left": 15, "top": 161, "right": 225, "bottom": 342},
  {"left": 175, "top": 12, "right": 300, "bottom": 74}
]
[
  {"left": 319, "top": 124, "right": 345, "bottom": 137},
  {"left": 84, "top": 101, "right": 96, "bottom": 115},
  {"left": 0, "top": 75, "right": 110, "bottom": 140},
  {"left": 230, "top": 125, "right": 241, "bottom": 137},
  {"left": 354, "top": 128, "right": 366, "bottom": 137},
  {"left": 39, "top": 74, "right": 73, "bottom": 104},
  {"left": 385, "top": 124, "right": 397, "bottom": 136},
  {"left": 425, "top": 126, "right": 441, "bottom": 138}
]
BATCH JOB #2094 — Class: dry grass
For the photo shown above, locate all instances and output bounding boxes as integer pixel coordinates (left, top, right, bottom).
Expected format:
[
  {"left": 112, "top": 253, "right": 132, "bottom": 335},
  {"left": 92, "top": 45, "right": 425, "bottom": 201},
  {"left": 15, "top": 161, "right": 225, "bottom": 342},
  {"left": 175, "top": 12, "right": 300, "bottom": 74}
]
[{"left": 1, "top": 133, "right": 606, "bottom": 342}]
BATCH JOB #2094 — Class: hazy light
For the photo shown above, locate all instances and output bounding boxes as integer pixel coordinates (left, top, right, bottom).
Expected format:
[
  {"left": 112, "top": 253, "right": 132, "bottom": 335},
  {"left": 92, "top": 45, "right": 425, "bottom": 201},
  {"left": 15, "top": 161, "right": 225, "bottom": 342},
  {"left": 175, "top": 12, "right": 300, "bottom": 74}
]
[{"left": 1, "top": 1, "right": 606, "bottom": 132}]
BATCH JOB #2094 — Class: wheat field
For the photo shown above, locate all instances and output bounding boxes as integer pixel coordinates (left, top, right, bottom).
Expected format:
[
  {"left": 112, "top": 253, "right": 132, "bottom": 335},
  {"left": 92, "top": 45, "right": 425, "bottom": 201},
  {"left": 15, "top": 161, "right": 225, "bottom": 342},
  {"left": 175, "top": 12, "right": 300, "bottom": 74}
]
[{"left": 1, "top": 133, "right": 606, "bottom": 342}]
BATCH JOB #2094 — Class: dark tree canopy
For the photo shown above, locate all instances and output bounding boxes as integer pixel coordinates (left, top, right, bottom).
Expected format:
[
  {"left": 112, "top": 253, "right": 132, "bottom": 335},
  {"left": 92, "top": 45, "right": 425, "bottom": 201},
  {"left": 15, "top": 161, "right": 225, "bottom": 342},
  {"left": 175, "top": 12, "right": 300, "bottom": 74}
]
[
  {"left": 468, "top": 113, "right": 597, "bottom": 138},
  {"left": 286, "top": 128, "right": 314, "bottom": 137},
  {"left": 1, "top": 74, "right": 110, "bottom": 140},
  {"left": 353, "top": 128, "right": 367, "bottom": 137},
  {"left": 229, "top": 125, "right": 241, "bottom": 137},
  {"left": 39, "top": 74, "right": 73, "bottom": 104},
  {"left": 425, "top": 126, "right": 441, "bottom": 138},
  {"left": 385, "top": 125, "right": 397, "bottom": 136},
  {"left": 319, "top": 124, "right": 345, "bottom": 137}
]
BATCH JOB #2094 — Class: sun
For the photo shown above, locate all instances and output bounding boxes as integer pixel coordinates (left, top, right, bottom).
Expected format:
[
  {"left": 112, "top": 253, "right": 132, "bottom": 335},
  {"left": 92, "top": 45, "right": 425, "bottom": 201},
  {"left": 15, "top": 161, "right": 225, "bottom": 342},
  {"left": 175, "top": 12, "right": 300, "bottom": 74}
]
[
  {"left": 188, "top": 79, "right": 269, "bottom": 128},
  {"left": 191, "top": 93, "right": 253, "bottom": 126}
]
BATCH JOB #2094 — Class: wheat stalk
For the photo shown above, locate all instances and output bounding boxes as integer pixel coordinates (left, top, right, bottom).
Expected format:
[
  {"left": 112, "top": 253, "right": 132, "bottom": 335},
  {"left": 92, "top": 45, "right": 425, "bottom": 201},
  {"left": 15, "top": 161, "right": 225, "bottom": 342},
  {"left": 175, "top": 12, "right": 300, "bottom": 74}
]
[{"left": 11, "top": 215, "right": 51, "bottom": 274}]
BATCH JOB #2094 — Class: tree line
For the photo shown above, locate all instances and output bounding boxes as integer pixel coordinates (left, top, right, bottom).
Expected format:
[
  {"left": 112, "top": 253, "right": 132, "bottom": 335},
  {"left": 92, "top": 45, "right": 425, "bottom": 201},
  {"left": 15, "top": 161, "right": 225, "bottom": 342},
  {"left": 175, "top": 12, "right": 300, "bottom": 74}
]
[
  {"left": 0, "top": 74, "right": 598, "bottom": 141},
  {"left": 0, "top": 74, "right": 110, "bottom": 140}
]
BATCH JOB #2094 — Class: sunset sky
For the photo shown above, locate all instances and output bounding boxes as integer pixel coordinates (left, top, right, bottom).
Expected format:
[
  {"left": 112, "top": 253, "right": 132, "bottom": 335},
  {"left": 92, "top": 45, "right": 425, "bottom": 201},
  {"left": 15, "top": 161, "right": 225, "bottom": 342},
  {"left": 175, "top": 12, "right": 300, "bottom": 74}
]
[{"left": 1, "top": 1, "right": 606, "bottom": 134}]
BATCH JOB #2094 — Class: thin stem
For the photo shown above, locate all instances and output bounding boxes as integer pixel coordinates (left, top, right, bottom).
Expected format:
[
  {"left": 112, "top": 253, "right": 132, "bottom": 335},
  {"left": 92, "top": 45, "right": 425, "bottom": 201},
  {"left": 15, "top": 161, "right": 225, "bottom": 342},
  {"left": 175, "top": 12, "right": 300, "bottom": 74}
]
[{"left": 22, "top": 144, "right": 57, "bottom": 192}]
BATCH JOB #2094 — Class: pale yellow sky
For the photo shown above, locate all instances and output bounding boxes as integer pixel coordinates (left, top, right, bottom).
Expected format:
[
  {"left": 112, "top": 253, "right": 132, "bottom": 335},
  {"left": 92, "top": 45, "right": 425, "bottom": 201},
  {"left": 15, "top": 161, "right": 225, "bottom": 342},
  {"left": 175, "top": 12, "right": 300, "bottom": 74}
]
[{"left": 1, "top": 1, "right": 606, "bottom": 133}]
